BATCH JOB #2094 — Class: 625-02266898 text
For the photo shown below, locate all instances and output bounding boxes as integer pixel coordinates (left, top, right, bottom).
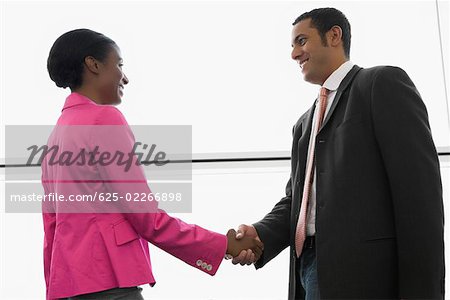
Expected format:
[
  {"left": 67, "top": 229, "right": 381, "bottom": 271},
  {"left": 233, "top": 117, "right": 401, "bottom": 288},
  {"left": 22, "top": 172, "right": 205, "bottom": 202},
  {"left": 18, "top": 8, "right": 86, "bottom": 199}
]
[{"left": 10, "top": 192, "right": 183, "bottom": 202}]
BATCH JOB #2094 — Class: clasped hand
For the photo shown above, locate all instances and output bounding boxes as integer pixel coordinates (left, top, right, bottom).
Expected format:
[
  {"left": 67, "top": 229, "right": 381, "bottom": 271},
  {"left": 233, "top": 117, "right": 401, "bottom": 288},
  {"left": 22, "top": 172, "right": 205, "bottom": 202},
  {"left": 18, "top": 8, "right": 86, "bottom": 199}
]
[{"left": 225, "top": 225, "right": 263, "bottom": 265}]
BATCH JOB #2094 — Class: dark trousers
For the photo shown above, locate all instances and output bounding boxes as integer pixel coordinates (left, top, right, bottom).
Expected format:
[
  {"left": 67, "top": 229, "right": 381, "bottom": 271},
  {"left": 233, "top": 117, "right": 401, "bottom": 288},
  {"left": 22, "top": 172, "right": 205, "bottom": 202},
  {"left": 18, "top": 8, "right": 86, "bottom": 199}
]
[{"left": 61, "top": 287, "right": 144, "bottom": 300}]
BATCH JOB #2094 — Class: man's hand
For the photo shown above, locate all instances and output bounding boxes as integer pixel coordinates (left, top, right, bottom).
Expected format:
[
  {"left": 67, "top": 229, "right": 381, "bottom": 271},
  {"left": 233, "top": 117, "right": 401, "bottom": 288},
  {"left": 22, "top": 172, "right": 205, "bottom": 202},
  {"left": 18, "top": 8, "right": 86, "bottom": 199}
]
[
  {"left": 231, "top": 224, "right": 262, "bottom": 265},
  {"left": 226, "top": 228, "right": 263, "bottom": 262}
]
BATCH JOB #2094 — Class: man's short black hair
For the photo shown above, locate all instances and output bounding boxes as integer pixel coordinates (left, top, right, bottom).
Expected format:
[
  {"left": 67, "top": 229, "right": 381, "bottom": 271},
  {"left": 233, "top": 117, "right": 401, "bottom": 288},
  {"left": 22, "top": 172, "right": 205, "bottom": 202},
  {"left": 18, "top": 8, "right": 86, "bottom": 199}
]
[
  {"left": 47, "top": 29, "right": 117, "bottom": 90},
  {"left": 293, "top": 8, "right": 351, "bottom": 58}
]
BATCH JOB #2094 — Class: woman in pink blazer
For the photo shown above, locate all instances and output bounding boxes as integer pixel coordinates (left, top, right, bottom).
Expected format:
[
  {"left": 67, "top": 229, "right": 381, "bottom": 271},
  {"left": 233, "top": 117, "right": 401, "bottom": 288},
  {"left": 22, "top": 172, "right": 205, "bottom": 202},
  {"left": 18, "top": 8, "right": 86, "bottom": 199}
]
[{"left": 42, "top": 29, "right": 262, "bottom": 300}]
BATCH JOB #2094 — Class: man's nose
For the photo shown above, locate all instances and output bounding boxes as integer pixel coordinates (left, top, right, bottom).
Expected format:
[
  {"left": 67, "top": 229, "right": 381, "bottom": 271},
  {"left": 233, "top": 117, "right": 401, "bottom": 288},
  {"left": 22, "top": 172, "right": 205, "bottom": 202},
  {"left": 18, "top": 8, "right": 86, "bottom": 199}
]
[{"left": 291, "top": 46, "right": 301, "bottom": 61}]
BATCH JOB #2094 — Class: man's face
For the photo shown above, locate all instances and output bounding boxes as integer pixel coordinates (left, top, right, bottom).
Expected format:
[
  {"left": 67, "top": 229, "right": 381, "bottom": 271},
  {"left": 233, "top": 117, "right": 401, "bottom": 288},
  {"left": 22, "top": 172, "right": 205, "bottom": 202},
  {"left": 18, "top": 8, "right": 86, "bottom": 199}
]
[{"left": 291, "top": 18, "right": 334, "bottom": 85}]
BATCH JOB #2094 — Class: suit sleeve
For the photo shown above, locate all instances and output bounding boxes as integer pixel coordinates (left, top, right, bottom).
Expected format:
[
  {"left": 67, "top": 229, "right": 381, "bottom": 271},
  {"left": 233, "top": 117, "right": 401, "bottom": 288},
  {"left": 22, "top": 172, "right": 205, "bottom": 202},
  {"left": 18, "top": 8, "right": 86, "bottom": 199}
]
[
  {"left": 253, "top": 178, "right": 292, "bottom": 268},
  {"left": 371, "top": 67, "right": 445, "bottom": 299},
  {"left": 92, "top": 106, "right": 227, "bottom": 275}
]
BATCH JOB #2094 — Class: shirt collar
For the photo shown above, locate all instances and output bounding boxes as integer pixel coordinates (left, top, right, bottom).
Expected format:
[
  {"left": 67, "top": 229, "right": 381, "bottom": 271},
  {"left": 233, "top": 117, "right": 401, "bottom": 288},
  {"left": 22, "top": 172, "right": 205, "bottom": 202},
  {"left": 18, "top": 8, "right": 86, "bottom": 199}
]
[
  {"left": 322, "top": 61, "right": 354, "bottom": 91},
  {"left": 62, "top": 92, "right": 98, "bottom": 111}
]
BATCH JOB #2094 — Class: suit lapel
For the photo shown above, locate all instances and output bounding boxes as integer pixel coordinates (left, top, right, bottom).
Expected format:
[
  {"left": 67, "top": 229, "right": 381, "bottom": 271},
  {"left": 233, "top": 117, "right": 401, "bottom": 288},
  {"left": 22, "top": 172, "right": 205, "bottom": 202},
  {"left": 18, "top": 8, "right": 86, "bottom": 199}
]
[
  {"left": 293, "top": 103, "right": 315, "bottom": 147},
  {"left": 293, "top": 102, "right": 315, "bottom": 208},
  {"left": 298, "top": 103, "right": 315, "bottom": 149},
  {"left": 320, "top": 65, "right": 362, "bottom": 131}
]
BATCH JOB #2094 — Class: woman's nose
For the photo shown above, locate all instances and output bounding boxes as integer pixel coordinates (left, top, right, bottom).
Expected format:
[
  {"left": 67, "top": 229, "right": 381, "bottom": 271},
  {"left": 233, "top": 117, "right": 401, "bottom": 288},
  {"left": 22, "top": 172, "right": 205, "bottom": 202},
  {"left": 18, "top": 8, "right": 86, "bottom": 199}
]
[{"left": 122, "top": 74, "right": 129, "bottom": 85}]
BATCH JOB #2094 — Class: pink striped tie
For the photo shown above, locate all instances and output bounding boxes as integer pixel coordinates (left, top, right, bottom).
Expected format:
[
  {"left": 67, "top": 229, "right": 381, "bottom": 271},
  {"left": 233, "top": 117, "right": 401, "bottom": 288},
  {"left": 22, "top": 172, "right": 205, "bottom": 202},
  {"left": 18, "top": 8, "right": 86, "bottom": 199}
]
[{"left": 295, "top": 87, "right": 329, "bottom": 257}]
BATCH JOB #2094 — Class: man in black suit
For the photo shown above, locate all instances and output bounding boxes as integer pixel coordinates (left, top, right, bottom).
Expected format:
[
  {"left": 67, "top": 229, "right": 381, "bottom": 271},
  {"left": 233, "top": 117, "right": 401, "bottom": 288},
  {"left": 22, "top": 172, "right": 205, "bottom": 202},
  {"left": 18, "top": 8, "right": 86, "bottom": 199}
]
[{"left": 231, "top": 7, "right": 445, "bottom": 300}]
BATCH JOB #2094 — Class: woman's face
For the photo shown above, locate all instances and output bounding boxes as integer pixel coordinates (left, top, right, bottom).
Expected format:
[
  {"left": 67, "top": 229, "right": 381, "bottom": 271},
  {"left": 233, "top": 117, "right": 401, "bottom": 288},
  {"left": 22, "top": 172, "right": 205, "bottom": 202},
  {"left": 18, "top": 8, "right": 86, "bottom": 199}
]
[{"left": 96, "top": 45, "right": 129, "bottom": 105}]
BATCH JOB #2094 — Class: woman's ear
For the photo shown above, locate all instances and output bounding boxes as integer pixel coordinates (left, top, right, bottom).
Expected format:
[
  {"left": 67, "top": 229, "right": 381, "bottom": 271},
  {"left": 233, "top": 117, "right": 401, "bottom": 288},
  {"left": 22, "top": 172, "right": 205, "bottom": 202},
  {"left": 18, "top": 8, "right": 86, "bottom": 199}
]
[{"left": 84, "top": 56, "right": 101, "bottom": 74}]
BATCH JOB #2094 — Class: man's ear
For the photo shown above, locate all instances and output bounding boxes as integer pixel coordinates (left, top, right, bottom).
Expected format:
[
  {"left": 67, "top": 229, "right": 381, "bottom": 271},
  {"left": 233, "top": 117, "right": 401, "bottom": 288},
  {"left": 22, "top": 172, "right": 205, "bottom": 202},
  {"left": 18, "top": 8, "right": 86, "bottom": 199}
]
[
  {"left": 327, "top": 25, "right": 343, "bottom": 48},
  {"left": 84, "top": 56, "right": 101, "bottom": 74}
]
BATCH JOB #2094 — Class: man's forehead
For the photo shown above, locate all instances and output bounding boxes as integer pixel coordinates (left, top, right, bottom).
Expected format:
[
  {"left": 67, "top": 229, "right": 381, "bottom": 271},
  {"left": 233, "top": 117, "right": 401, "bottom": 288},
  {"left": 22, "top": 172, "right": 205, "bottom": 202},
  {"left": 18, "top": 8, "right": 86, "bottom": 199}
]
[{"left": 292, "top": 19, "right": 313, "bottom": 36}]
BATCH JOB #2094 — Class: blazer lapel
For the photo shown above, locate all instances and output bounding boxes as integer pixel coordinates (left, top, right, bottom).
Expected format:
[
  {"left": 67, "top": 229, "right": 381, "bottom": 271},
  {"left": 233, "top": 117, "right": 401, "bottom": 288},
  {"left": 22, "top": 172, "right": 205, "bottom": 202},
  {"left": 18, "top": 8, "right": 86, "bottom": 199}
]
[
  {"left": 298, "top": 103, "right": 315, "bottom": 149},
  {"left": 293, "top": 102, "right": 315, "bottom": 204},
  {"left": 293, "top": 104, "right": 314, "bottom": 145},
  {"left": 320, "top": 65, "right": 362, "bottom": 131}
]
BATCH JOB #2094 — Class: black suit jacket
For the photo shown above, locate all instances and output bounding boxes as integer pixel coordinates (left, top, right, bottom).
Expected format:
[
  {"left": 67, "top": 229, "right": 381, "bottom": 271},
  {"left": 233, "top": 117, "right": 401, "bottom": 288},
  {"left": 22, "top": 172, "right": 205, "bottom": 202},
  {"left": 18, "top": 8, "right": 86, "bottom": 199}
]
[{"left": 253, "top": 65, "right": 445, "bottom": 299}]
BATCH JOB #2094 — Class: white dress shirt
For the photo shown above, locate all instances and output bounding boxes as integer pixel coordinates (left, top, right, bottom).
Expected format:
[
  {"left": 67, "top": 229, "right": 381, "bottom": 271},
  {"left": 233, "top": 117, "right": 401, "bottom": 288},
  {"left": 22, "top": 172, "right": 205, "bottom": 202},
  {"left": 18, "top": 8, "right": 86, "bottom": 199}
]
[{"left": 306, "top": 61, "right": 354, "bottom": 236}]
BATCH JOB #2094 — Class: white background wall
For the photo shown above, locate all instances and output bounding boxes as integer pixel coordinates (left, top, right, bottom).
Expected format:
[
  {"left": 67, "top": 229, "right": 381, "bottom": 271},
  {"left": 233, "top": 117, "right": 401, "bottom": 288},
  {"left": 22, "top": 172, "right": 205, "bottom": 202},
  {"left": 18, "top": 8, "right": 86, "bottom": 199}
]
[
  {"left": 0, "top": 0, "right": 449, "bottom": 154},
  {"left": 1, "top": 0, "right": 449, "bottom": 299}
]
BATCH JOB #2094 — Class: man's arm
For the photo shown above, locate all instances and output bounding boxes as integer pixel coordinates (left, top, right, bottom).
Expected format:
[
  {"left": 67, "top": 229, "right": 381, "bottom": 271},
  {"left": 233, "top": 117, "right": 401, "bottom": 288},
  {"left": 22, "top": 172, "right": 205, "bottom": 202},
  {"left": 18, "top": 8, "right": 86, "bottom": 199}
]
[{"left": 371, "top": 66, "right": 445, "bottom": 299}]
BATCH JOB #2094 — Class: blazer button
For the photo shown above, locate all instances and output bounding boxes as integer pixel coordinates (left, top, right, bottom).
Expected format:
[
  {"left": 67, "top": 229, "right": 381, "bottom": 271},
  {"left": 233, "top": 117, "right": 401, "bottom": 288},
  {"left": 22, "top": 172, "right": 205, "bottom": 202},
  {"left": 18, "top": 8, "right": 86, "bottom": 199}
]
[
  {"left": 201, "top": 262, "right": 208, "bottom": 269},
  {"left": 196, "top": 259, "right": 203, "bottom": 267},
  {"left": 206, "top": 264, "right": 212, "bottom": 271}
]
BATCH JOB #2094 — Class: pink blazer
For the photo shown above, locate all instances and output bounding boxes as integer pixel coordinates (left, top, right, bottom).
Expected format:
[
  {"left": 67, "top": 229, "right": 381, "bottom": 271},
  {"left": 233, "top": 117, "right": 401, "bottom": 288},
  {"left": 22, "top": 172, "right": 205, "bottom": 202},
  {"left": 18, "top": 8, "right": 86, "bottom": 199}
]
[{"left": 41, "top": 92, "right": 227, "bottom": 299}]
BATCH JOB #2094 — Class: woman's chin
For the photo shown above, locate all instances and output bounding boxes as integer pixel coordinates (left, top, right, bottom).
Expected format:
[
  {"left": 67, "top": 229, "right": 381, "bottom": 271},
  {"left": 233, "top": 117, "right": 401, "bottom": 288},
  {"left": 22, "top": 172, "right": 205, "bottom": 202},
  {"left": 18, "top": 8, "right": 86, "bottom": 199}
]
[{"left": 112, "top": 93, "right": 122, "bottom": 105}]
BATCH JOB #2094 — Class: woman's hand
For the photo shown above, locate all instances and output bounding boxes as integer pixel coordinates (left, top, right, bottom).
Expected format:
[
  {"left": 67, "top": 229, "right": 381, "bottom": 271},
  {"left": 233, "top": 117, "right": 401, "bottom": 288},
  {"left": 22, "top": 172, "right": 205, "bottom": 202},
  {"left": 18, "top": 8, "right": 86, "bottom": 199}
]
[{"left": 225, "top": 229, "right": 264, "bottom": 261}]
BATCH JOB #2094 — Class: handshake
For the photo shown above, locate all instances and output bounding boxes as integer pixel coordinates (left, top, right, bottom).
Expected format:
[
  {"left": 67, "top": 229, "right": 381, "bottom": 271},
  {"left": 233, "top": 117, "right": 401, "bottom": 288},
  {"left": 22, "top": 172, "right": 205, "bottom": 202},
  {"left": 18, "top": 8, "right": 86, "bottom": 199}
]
[{"left": 225, "top": 225, "right": 263, "bottom": 265}]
